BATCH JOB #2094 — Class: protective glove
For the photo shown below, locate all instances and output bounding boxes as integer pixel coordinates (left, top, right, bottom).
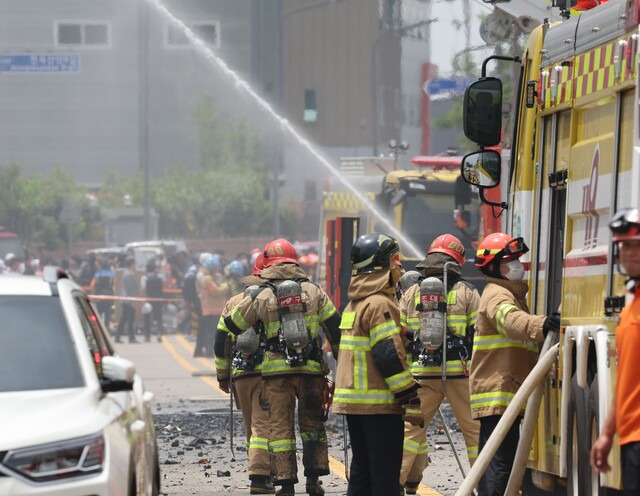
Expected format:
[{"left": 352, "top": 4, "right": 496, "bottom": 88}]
[
  {"left": 542, "top": 314, "right": 561, "bottom": 337},
  {"left": 402, "top": 398, "right": 424, "bottom": 427},
  {"left": 218, "top": 380, "right": 230, "bottom": 394},
  {"left": 394, "top": 385, "right": 420, "bottom": 406}
]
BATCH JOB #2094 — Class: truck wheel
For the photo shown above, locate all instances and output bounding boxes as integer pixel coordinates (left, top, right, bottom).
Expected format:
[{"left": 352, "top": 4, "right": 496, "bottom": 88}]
[
  {"left": 566, "top": 376, "right": 589, "bottom": 496},
  {"left": 586, "top": 374, "right": 622, "bottom": 496}
]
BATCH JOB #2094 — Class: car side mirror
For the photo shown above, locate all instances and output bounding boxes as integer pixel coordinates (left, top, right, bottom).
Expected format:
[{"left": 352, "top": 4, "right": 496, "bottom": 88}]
[
  {"left": 461, "top": 150, "right": 501, "bottom": 188},
  {"left": 101, "top": 356, "right": 135, "bottom": 393}
]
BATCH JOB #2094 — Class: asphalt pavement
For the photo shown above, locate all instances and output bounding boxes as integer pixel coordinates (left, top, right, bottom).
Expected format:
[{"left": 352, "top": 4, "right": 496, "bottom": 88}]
[{"left": 114, "top": 333, "right": 470, "bottom": 495}]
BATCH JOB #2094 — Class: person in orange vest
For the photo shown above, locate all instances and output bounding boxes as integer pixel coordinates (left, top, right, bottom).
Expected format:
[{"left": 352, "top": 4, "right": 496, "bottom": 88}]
[{"left": 592, "top": 208, "right": 640, "bottom": 495}]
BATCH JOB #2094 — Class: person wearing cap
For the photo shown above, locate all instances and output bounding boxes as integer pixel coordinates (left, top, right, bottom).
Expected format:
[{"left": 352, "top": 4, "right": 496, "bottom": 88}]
[
  {"left": 333, "top": 233, "right": 419, "bottom": 496},
  {"left": 591, "top": 208, "right": 640, "bottom": 495},
  {"left": 224, "top": 238, "right": 341, "bottom": 496},
  {"left": 398, "top": 234, "right": 480, "bottom": 494},
  {"left": 4, "top": 253, "right": 24, "bottom": 274},
  {"left": 470, "top": 233, "right": 560, "bottom": 496}
]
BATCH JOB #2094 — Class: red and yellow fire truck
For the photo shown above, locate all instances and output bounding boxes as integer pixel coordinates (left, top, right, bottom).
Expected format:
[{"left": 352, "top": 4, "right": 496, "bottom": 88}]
[
  {"left": 462, "top": 0, "right": 640, "bottom": 492},
  {"left": 320, "top": 155, "right": 497, "bottom": 309}
]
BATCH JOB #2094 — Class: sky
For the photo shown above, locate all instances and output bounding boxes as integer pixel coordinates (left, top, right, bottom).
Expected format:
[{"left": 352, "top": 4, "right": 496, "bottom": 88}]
[{"left": 429, "top": 0, "right": 494, "bottom": 76}]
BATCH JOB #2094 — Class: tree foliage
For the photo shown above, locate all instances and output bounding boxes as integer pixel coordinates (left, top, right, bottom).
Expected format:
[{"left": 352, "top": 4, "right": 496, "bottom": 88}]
[{"left": 0, "top": 92, "right": 287, "bottom": 247}]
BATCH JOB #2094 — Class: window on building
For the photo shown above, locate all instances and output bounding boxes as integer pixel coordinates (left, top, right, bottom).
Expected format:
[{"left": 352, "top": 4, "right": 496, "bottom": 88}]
[
  {"left": 166, "top": 21, "right": 221, "bottom": 48},
  {"left": 56, "top": 22, "right": 109, "bottom": 46},
  {"left": 304, "top": 89, "right": 318, "bottom": 123}
]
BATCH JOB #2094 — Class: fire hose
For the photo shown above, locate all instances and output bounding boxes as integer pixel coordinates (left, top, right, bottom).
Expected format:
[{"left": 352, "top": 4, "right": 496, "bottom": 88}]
[
  {"left": 454, "top": 339, "right": 560, "bottom": 496},
  {"left": 504, "top": 330, "right": 558, "bottom": 496}
]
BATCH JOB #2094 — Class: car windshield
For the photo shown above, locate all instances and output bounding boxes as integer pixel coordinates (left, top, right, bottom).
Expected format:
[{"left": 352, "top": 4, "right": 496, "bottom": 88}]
[{"left": 0, "top": 296, "right": 84, "bottom": 392}]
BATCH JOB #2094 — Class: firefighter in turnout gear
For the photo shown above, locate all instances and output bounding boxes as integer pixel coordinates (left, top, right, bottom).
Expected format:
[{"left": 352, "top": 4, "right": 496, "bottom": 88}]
[
  {"left": 398, "top": 234, "right": 480, "bottom": 494},
  {"left": 215, "top": 253, "right": 274, "bottom": 495},
  {"left": 470, "top": 233, "right": 559, "bottom": 496},
  {"left": 224, "top": 239, "right": 341, "bottom": 496},
  {"left": 332, "top": 233, "right": 420, "bottom": 496}
]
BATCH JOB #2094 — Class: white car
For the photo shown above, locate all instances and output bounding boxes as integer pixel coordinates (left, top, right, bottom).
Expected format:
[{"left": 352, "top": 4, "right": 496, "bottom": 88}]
[{"left": 0, "top": 271, "right": 160, "bottom": 495}]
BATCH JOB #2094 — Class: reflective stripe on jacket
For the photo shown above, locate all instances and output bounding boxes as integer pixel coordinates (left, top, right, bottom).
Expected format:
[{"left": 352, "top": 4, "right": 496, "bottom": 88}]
[
  {"left": 333, "top": 272, "right": 416, "bottom": 415},
  {"left": 215, "top": 293, "right": 264, "bottom": 380},
  {"left": 399, "top": 280, "right": 479, "bottom": 379},
  {"left": 469, "top": 277, "right": 545, "bottom": 419}
]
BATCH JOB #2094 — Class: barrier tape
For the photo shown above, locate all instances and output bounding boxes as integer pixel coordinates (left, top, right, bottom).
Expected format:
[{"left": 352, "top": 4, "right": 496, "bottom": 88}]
[{"left": 88, "top": 295, "right": 185, "bottom": 304}]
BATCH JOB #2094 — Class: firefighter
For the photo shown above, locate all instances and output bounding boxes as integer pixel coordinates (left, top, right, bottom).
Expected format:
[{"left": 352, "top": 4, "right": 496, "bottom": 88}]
[
  {"left": 215, "top": 253, "right": 275, "bottom": 494},
  {"left": 198, "top": 254, "right": 229, "bottom": 357},
  {"left": 591, "top": 208, "right": 640, "bottom": 495},
  {"left": 332, "top": 233, "right": 420, "bottom": 496},
  {"left": 224, "top": 238, "right": 341, "bottom": 496},
  {"left": 398, "top": 234, "right": 480, "bottom": 494},
  {"left": 470, "top": 233, "right": 559, "bottom": 496}
]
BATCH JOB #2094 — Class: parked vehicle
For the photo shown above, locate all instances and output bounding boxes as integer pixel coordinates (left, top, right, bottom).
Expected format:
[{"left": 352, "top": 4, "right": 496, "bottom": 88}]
[{"left": 0, "top": 270, "right": 160, "bottom": 495}]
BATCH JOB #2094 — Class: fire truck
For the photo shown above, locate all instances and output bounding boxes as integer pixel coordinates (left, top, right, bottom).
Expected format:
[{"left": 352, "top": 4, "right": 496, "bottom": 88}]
[
  {"left": 321, "top": 155, "right": 497, "bottom": 310},
  {"left": 461, "top": 0, "right": 640, "bottom": 493}
]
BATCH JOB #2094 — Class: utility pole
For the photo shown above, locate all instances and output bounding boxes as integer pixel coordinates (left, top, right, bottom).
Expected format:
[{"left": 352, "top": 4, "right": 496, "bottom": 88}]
[{"left": 139, "top": 0, "right": 151, "bottom": 239}]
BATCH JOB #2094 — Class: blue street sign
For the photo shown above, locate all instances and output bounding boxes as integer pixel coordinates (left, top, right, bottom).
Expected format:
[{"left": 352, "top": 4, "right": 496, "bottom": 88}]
[
  {"left": 0, "top": 54, "right": 80, "bottom": 73},
  {"left": 423, "top": 78, "right": 475, "bottom": 97}
]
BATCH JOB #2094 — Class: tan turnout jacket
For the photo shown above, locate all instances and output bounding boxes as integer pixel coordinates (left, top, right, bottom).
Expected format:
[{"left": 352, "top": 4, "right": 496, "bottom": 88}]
[{"left": 469, "top": 277, "right": 545, "bottom": 419}]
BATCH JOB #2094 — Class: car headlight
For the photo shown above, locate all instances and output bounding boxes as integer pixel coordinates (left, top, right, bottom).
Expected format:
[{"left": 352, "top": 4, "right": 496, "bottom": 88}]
[{"left": 2, "top": 433, "right": 104, "bottom": 482}]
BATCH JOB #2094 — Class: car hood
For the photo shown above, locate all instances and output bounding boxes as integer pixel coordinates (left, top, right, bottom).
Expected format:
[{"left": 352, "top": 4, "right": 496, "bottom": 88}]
[{"left": 0, "top": 388, "right": 107, "bottom": 450}]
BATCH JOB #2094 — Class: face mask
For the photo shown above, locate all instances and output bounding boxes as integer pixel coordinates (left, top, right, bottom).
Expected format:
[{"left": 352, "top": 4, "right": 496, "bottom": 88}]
[{"left": 504, "top": 259, "right": 524, "bottom": 281}]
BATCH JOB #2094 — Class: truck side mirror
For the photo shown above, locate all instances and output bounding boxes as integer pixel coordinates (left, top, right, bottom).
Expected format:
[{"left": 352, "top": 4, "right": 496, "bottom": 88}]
[
  {"left": 463, "top": 77, "right": 503, "bottom": 146},
  {"left": 461, "top": 150, "right": 501, "bottom": 188}
]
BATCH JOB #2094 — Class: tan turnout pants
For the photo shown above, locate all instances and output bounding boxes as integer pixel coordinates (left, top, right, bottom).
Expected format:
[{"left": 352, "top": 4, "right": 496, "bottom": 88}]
[
  {"left": 263, "top": 375, "right": 329, "bottom": 485},
  {"left": 400, "top": 377, "right": 480, "bottom": 486},
  {"left": 233, "top": 374, "right": 271, "bottom": 477}
]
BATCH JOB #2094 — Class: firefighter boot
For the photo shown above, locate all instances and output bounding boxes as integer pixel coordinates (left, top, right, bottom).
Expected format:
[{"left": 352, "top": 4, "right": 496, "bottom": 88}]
[
  {"left": 275, "top": 483, "right": 295, "bottom": 496},
  {"left": 404, "top": 481, "right": 420, "bottom": 495},
  {"left": 305, "top": 477, "right": 324, "bottom": 496},
  {"left": 250, "top": 475, "right": 275, "bottom": 494}
]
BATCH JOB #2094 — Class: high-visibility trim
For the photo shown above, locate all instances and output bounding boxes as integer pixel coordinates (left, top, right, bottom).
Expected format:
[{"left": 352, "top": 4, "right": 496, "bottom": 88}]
[
  {"left": 333, "top": 388, "right": 396, "bottom": 405},
  {"left": 370, "top": 320, "right": 399, "bottom": 346},
  {"left": 269, "top": 438, "right": 296, "bottom": 453},
  {"left": 230, "top": 308, "right": 251, "bottom": 332},
  {"left": 403, "top": 438, "right": 428, "bottom": 455},
  {"left": 446, "top": 291, "right": 457, "bottom": 305},
  {"left": 410, "top": 360, "right": 466, "bottom": 375},
  {"left": 384, "top": 370, "right": 414, "bottom": 393},
  {"left": 353, "top": 255, "right": 375, "bottom": 270},
  {"left": 467, "top": 445, "right": 478, "bottom": 459},
  {"left": 217, "top": 316, "right": 230, "bottom": 333},
  {"left": 338, "top": 335, "right": 371, "bottom": 351},
  {"left": 265, "top": 321, "right": 281, "bottom": 339},
  {"left": 354, "top": 350, "right": 367, "bottom": 390},
  {"left": 473, "top": 334, "right": 538, "bottom": 353},
  {"left": 469, "top": 311, "right": 477, "bottom": 326},
  {"left": 496, "top": 303, "right": 517, "bottom": 335},
  {"left": 318, "top": 302, "right": 336, "bottom": 322},
  {"left": 339, "top": 311, "right": 356, "bottom": 329},
  {"left": 400, "top": 314, "right": 408, "bottom": 328},
  {"left": 470, "top": 391, "right": 515, "bottom": 409},
  {"left": 406, "top": 317, "right": 419, "bottom": 332},
  {"left": 300, "top": 430, "right": 327, "bottom": 443},
  {"left": 249, "top": 437, "right": 269, "bottom": 451},
  {"left": 261, "top": 357, "right": 323, "bottom": 374},
  {"left": 215, "top": 356, "right": 229, "bottom": 370}
]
